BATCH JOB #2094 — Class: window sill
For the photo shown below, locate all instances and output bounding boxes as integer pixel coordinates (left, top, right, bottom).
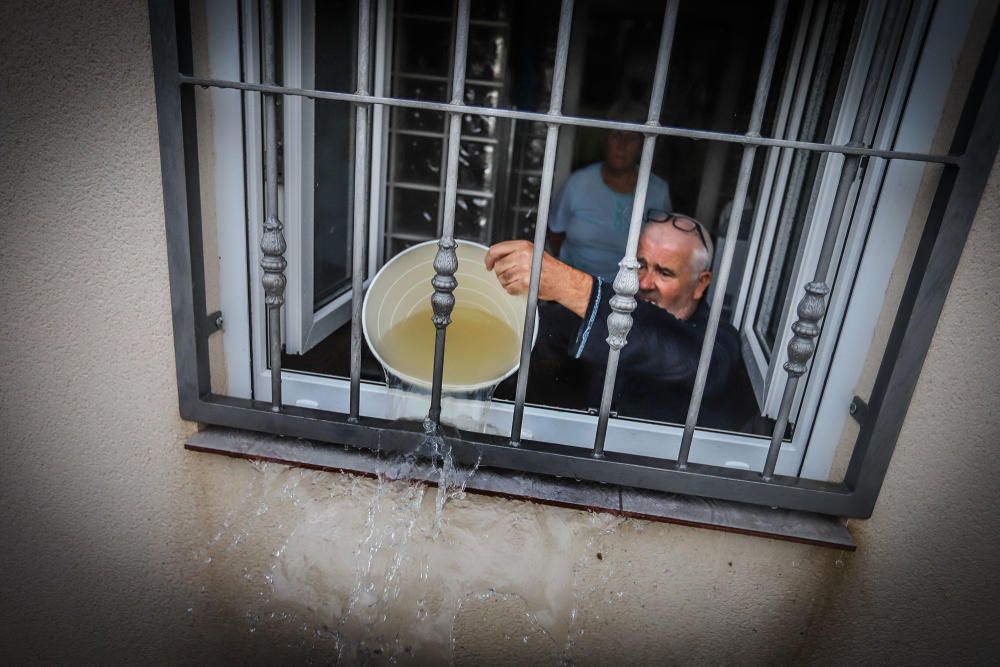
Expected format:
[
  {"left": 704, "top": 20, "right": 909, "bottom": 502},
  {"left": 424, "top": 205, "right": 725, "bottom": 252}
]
[{"left": 186, "top": 426, "right": 856, "bottom": 551}]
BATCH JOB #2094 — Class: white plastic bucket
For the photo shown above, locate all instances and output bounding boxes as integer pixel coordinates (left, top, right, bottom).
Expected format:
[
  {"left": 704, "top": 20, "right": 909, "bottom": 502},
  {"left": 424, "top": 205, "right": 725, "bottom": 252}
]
[{"left": 362, "top": 239, "right": 537, "bottom": 394}]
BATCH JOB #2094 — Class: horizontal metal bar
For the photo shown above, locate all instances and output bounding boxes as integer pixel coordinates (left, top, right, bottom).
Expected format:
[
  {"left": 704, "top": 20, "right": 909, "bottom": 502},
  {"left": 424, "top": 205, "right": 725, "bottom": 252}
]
[
  {"left": 383, "top": 231, "right": 438, "bottom": 242},
  {"left": 394, "top": 14, "right": 512, "bottom": 30},
  {"left": 184, "top": 393, "right": 861, "bottom": 516},
  {"left": 393, "top": 71, "right": 505, "bottom": 89},
  {"left": 390, "top": 127, "right": 499, "bottom": 145},
  {"left": 390, "top": 180, "right": 495, "bottom": 198},
  {"left": 393, "top": 12, "right": 453, "bottom": 24},
  {"left": 179, "top": 75, "right": 959, "bottom": 164}
]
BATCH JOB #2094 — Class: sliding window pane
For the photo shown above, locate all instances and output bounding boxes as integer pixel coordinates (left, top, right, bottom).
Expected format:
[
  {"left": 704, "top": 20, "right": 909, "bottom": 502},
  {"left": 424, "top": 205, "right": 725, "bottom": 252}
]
[
  {"left": 312, "top": 0, "right": 354, "bottom": 309},
  {"left": 390, "top": 188, "right": 439, "bottom": 239},
  {"left": 393, "top": 135, "right": 443, "bottom": 185}
]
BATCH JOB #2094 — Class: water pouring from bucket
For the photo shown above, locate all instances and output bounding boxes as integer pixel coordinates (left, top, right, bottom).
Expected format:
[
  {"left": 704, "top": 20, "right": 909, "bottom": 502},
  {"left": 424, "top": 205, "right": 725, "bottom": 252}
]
[{"left": 363, "top": 240, "right": 537, "bottom": 429}]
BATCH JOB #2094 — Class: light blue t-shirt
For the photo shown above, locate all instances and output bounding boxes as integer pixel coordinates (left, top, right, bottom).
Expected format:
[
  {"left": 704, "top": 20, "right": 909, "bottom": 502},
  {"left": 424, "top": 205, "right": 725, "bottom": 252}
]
[{"left": 549, "top": 163, "right": 671, "bottom": 282}]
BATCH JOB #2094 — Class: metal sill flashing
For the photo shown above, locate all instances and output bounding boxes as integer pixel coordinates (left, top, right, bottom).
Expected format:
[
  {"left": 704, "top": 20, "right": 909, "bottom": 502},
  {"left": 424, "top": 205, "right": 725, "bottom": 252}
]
[{"left": 186, "top": 426, "right": 856, "bottom": 551}]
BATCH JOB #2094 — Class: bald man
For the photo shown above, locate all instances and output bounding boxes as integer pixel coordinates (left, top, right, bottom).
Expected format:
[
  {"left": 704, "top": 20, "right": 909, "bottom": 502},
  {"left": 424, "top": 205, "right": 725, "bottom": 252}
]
[{"left": 487, "top": 211, "right": 752, "bottom": 429}]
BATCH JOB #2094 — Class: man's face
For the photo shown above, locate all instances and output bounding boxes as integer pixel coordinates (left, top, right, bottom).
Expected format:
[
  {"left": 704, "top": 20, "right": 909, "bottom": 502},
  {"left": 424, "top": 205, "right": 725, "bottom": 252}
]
[
  {"left": 605, "top": 129, "right": 643, "bottom": 172},
  {"left": 636, "top": 222, "right": 711, "bottom": 320}
]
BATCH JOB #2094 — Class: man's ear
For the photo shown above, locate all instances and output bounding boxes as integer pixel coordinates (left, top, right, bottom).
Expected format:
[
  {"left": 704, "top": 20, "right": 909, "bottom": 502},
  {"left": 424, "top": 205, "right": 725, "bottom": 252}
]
[{"left": 693, "top": 271, "right": 711, "bottom": 301}]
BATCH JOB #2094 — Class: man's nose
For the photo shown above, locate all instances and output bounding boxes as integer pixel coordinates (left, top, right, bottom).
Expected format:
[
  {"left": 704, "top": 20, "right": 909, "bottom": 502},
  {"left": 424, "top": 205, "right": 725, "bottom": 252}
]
[{"left": 638, "top": 270, "right": 653, "bottom": 290}]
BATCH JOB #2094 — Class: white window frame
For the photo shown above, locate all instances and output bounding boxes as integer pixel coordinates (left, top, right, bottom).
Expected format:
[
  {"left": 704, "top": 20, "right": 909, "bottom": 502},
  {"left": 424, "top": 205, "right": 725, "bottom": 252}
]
[
  {"left": 207, "top": 0, "right": 977, "bottom": 481},
  {"left": 244, "top": 0, "right": 387, "bottom": 371},
  {"left": 246, "top": 0, "right": 383, "bottom": 356},
  {"left": 735, "top": 0, "right": 935, "bottom": 422},
  {"left": 230, "top": 0, "right": 375, "bottom": 392},
  {"left": 733, "top": 0, "right": 837, "bottom": 387},
  {"left": 203, "top": 0, "right": 252, "bottom": 399}
]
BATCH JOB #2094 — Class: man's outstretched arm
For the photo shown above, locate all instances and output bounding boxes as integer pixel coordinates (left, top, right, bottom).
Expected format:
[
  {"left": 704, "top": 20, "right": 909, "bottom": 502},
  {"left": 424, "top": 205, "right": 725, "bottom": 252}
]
[{"left": 485, "top": 240, "right": 593, "bottom": 318}]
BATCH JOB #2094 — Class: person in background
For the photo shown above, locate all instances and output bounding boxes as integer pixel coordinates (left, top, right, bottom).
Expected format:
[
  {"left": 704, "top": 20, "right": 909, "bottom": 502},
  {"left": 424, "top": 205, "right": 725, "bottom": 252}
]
[
  {"left": 546, "top": 98, "right": 672, "bottom": 282},
  {"left": 487, "top": 210, "right": 755, "bottom": 430}
]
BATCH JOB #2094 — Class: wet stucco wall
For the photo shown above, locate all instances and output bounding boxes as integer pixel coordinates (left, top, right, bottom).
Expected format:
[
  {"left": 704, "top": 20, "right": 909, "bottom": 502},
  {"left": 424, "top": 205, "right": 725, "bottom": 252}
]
[{"left": 1, "top": 1, "right": 997, "bottom": 664}]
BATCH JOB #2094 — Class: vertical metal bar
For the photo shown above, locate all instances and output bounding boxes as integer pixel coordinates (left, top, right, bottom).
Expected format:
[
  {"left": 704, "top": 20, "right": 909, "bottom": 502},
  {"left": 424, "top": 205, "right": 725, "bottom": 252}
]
[
  {"left": 509, "top": 0, "right": 575, "bottom": 446},
  {"left": 676, "top": 0, "right": 788, "bottom": 467},
  {"left": 349, "top": 0, "right": 372, "bottom": 422},
  {"left": 756, "top": 0, "right": 845, "bottom": 338},
  {"left": 592, "top": 0, "right": 680, "bottom": 458},
  {"left": 260, "top": 0, "right": 288, "bottom": 412},
  {"left": 370, "top": 0, "right": 391, "bottom": 275},
  {"left": 147, "top": 0, "right": 211, "bottom": 416},
  {"left": 424, "top": 0, "right": 471, "bottom": 434},
  {"left": 762, "top": 0, "right": 903, "bottom": 480},
  {"left": 498, "top": 115, "right": 518, "bottom": 241}
]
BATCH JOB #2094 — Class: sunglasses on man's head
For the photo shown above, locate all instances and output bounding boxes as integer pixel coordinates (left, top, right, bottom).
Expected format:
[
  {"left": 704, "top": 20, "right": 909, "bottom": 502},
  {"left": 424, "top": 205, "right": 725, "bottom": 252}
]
[{"left": 646, "top": 209, "right": 709, "bottom": 253}]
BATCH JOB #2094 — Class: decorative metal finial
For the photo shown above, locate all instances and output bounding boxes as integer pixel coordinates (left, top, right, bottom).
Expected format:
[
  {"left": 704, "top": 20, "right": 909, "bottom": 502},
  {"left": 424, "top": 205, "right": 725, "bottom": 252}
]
[
  {"left": 430, "top": 238, "right": 458, "bottom": 329},
  {"left": 261, "top": 215, "right": 287, "bottom": 308},
  {"left": 423, "top": 237, "right": 459, "bottom": 435},
  {"left": 783, "top": 281, "right": 828, "bottom": 378},
  {"left": 606, "top": 257, "right": 640, "bottom": 350}
]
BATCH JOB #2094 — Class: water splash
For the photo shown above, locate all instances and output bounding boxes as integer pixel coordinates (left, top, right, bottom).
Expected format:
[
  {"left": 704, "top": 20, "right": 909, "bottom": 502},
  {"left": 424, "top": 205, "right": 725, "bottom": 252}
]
[
  {"left": 193, "top": 447, "right": 627, "bottom": 664},
  {"left": 557, "top": 515, "right": 627, "bottom": 664},
  {"left": 383, "top": 370, "right": 498, "bottom": 435}
]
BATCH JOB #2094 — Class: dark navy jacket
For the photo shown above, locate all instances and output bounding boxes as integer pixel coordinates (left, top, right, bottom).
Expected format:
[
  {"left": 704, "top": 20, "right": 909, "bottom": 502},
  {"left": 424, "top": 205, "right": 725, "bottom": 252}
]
[{"left": 524, "top": 276, "right": 755, "bottom": 430}]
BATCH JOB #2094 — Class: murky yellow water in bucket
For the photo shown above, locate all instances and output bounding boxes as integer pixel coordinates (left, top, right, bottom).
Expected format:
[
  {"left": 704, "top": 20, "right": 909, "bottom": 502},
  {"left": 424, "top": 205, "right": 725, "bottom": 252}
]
[{"left": 379, "top": 304, "right": 522, "bottom": 388}]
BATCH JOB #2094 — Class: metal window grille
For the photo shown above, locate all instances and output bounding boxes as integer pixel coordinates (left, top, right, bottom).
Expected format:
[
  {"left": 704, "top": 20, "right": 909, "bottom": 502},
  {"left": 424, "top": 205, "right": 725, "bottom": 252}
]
[{"left": 149, "top": 0, "right": 1000, "bottom": 518}]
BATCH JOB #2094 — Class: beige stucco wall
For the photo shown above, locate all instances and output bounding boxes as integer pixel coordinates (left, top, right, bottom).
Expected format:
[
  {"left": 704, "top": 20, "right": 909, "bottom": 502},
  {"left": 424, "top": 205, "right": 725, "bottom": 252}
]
[{"left": 1, "top": 1, "right": 997, "bottom": 665}]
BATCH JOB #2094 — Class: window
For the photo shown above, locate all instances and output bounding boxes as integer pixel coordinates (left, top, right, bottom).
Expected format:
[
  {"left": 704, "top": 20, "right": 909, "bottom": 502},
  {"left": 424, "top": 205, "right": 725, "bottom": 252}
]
[
  {"left": 152, "top": 0, "right": 1000, "bottom": 518},
  {"left": 278, "top": 0, "right": 363, "bottom": 354},
  {"left": 736, "top": 0, "right": 929, "bottom": 430}
]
